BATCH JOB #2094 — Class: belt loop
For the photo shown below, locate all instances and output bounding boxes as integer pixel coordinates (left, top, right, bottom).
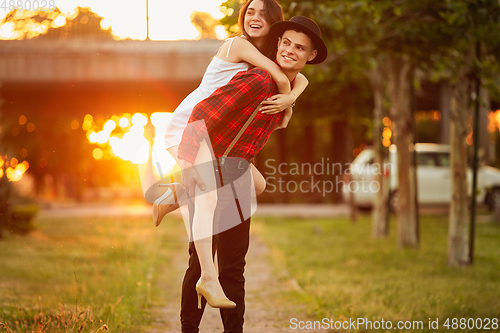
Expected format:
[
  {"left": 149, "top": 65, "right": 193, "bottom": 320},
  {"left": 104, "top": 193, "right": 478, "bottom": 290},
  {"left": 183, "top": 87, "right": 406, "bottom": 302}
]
[{"left": 220, "top": 156, "right": 226, "bottom": 165}]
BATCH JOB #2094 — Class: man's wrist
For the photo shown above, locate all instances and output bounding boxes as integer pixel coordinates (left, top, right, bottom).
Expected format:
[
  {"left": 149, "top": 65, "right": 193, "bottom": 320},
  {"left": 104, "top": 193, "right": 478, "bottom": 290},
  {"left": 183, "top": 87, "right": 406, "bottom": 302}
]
[{"left": 183, "top": 160, "right": 193, "bottom": 167}]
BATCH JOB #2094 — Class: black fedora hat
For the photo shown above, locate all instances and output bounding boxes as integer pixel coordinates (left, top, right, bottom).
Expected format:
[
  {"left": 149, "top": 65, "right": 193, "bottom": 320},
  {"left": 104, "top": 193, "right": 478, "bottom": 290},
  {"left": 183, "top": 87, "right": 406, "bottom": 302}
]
[{"left": 268, "top": 16, "right": 328, "bottom": 65}]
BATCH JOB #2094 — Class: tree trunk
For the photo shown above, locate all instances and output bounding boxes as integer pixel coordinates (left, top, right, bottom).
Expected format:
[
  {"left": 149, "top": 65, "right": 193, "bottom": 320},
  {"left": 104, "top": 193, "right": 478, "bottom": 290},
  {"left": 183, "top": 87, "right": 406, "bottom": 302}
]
[
  {"left": 277, "top": 129, "right": 288, "bottom": 203},
  {"left": 439, "top": 82, "right": 452, "bottom": 144},
  {"left": 303, "top": 124, "right": 316, "bottom": 202},
  {"left": 368, "top": 63, "right": 389, "bottom": 237},
  {"left": 333, "top": 120, "right": 348, "bottom": 203},
  {"left": 333, "top": 120, "right": 348, "bottom": 163},
  {"left": 387, "top": 54, "right": 419, "bottom": 248},
  {"left": 350, "top": 189, "right": 358, "bottom": 223},
  {"left": 479, "top": 87, "right": 491, "bottom": 165},
  {"left": 303, "top": 124, "right": 314, "bottom": 164},
  {"left": 448, "top": 62, "right": 473, "bottom": 266},
  {"left": 0, "top": 168, "right": 12, "bottom": 240}
]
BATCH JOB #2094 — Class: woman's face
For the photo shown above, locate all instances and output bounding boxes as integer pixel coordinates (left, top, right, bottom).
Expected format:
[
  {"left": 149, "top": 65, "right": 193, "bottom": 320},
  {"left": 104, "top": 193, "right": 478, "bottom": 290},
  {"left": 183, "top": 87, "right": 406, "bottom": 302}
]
[{"left": 244, "top": 0, "right": 271, "bottom": 44}]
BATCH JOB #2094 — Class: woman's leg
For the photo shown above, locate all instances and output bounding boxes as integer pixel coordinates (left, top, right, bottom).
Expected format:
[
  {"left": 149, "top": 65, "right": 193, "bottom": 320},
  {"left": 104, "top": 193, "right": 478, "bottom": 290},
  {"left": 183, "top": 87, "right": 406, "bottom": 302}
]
[
  {"left": 166, "top": 145, "right": 184, "bottom": 184},
  {"left": 191, "top": 140, "right": 229, "bottom": 301},
  {"left": 152, "top": 145, "right": 182, "bottom": 226},
  {"left": 166, "top": 145, "right": 181, "bottom": 167},
  {"left": 251, "top": 163, "right": 267, "bottom": 196}
]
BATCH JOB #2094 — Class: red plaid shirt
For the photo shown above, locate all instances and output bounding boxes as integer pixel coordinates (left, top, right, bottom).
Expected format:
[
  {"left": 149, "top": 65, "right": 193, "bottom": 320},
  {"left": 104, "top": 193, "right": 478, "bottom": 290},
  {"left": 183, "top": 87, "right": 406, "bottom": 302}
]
[{"left": 178, "top": 68, "right": 283, "bottom": 164}]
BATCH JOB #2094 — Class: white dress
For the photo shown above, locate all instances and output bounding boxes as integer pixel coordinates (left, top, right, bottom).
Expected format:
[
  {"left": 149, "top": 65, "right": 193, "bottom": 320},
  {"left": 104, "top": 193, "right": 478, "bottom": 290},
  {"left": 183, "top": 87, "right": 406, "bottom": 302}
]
[{"left": 164, "top": 37, "right": 250, "bottom": 149}]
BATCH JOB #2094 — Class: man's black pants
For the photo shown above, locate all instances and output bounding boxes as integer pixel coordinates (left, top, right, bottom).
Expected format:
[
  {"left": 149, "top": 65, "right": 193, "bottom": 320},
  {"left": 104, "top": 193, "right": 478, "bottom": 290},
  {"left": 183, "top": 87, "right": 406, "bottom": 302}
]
[{"left": 180, "top": 158, "right": 252, "bottom": 333}]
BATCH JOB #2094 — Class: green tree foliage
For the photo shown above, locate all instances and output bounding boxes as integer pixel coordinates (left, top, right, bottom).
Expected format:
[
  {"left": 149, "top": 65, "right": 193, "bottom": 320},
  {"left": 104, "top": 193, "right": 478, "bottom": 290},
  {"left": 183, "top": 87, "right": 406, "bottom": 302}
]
[
  {"left": 219, "top": 0, "right": 500, "bottom": 245},
  {"left": 191, "top": 11, "right": 220, "bottom": 39},
  {"left": 1, "top": 7, "right": 114, "bottom": 40},
  {"left": 219, "top": 0, "right": 242, "bottom": 33},
  {"left": 219, "top": 0, "right": 500, "bottom": 114}
]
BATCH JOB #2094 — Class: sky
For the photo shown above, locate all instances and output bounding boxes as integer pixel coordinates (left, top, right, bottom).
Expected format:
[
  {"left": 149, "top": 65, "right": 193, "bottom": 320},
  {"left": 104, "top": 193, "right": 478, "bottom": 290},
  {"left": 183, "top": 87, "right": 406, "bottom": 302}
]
[{"left": 0, "top": 0, "right": 229, "bottom": 40}]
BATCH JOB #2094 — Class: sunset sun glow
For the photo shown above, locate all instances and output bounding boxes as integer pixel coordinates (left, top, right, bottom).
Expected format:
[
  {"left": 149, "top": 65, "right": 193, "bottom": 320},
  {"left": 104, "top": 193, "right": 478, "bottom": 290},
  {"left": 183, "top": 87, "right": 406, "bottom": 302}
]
[
  {"left": 84, "top": 112, "right": 177, "bottom": 175},
  {"left": 0, "top": 0, "right": 229, "bottom": 40}
]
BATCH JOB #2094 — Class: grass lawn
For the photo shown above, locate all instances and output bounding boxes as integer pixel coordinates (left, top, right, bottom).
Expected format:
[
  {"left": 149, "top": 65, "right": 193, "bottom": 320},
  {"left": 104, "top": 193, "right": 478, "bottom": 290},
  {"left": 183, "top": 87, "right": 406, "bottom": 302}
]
[
  {"left": 1, "top": 210, "right": 499, "bottom": 333},
  {"left": 254, "top": 214, "right": 500, "bottom": 332},
  {"left": 0, "top": 212, "right": 188, "bottom": 333}
]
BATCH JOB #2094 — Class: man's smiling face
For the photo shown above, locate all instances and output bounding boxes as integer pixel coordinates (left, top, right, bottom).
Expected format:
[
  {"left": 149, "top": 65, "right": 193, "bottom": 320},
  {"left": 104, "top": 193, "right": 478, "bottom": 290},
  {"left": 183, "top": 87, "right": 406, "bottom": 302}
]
[{"left": 276, "top": 30, "right": 318, "bottom": 73}]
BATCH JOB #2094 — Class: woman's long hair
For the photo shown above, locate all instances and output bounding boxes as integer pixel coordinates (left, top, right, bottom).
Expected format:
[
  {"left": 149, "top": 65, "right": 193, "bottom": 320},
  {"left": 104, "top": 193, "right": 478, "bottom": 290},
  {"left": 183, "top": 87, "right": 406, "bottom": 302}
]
[{"left": 237, "top": 0, "right": 284, "bottom": 60}]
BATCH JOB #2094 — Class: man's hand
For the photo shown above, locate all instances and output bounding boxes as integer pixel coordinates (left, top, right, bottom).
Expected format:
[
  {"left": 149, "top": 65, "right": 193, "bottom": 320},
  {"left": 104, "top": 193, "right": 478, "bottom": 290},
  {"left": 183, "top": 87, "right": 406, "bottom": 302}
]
[
  {"left": 181, "top": 161, "right": 206, "bottom": 199},
  {"left": 259, "top": 93, "right": 295, "bottom": 114}
]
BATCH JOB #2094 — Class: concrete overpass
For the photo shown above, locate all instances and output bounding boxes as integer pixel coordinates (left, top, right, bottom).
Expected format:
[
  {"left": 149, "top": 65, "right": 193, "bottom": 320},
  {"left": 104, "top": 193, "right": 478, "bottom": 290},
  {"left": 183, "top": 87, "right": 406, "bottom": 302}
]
[
  {"left": 0, "top": 39, "right": 222, "bottom": 83},
  {"left": 0, "top": 38, "right": 225, "bottom": 122},
  {"left": 0, "top": 38, "right": 229, "bottom": 200}
]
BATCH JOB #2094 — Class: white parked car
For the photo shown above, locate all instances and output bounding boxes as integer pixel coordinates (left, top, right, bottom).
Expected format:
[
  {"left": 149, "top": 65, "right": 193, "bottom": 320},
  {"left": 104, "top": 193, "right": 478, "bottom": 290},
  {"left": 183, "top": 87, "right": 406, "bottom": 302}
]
[{"left": 342, "top": 143, "right": 500, "bottom": 211}]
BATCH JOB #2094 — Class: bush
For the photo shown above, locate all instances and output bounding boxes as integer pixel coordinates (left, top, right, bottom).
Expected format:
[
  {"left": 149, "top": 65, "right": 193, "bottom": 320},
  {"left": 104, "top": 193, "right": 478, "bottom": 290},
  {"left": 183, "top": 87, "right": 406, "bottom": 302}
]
[
  {"left": 0, "top": 173, "right": 39, "bottom": 237},
  {"left": 0, "top": 174, "right": 12, "bottom": 239},
  {"left": 6, "top": 205, "right": 39, "bottom": 235}
]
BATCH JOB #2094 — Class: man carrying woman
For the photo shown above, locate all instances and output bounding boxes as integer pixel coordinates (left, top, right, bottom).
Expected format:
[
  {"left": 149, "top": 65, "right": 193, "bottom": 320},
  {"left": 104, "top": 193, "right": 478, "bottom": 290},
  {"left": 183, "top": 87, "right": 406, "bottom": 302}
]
[{"left": 176, "top": 15, "right": 327, "bottom": 333}]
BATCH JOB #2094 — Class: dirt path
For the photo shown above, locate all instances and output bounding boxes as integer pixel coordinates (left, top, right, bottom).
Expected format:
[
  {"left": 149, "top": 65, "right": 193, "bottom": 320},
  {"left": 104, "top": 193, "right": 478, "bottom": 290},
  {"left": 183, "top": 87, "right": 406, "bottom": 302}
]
[
  {"left": 146, "top": 231, "right": 328, "bottom": 333},
  {"left": 39, "top": 203, "right": 331, "bottom": 332}
]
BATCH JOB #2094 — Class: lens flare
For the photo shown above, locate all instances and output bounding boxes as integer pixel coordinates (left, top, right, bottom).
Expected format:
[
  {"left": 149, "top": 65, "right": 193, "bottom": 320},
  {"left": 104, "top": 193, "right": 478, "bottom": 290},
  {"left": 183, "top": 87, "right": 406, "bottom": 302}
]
[
  {"left": 86, "top": 113, "right": 151, "bottom": 164},
  {"left": 382, "top": 128, "right": 392, "bottom": 139},
  {"left": 103, "top": 119, "right": 117, "bottom": 133},
  {"left": 96, "top": 131, "right": 110, "bottom": 144},
  {"left": 52, "top": 16, "right": 67, "bottom": 28},
  {"left": 89, "top": 132, "right": 98, "bottom": 143},
  {"left": 5, "top": 159, "right": 29, "bottom": 182},
  {"left": 71, "top": 120, "right": 80, "bottom": 130},
  {"left": 93, "top": 148, "right": 104, "bottom": 159},
  {"left": 119, "top": 117, "right": 130, "bottom": 128},
  {"left": 132, "top": 113, "right": 148, "bottom": 126}
]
